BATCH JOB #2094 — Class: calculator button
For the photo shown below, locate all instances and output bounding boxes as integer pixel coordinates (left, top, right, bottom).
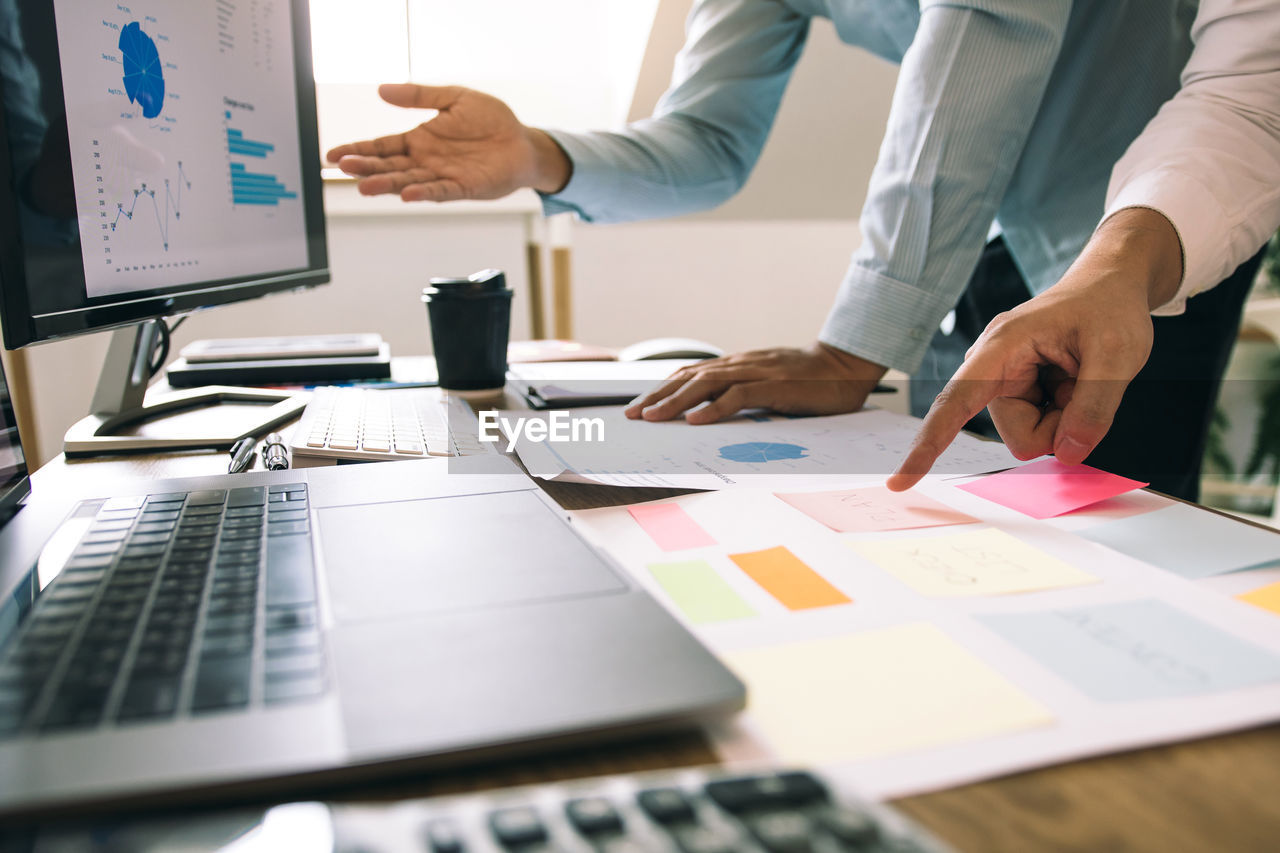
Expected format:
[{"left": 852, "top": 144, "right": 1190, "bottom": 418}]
[
  {"left": 671, "top": 824, "right": 740, "bottom": 853},
  {"left": 636, "top": 788, "right": 696, "bottom": 824},
  {"left": 565, "top": 796, "right": 624, "bottom": 836},
  {"left": 488, "top": 806, "right": 547, "bottom": 847},
  {"left": 745, "top": 811, "right": 815, "bottom": 853},
  {"left": 818, "top": 806, "right": 880, "bottom": 846},
  {"left": 704, "top": 772, "right": 827, "bottom": 814},
  {"left": 423, "top": 818, "right": 467, "bottom": 853}
]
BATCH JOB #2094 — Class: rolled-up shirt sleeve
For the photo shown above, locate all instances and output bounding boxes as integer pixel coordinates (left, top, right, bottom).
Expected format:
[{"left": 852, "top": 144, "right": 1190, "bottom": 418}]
[
  {"left": 1104, "top": 0, "right": 1280, "bottom": 316},
  {"left": 541, "top": 0, "right": 809, "bottom": 224},
  {"left": 819, "top": 0, "right": 1071, "bottom": 374}
]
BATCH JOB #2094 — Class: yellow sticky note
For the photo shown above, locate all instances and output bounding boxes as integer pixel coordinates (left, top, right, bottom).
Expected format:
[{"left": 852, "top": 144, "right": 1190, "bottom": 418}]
[
  {"left": 1238, "top": 581, "right": 1280, "bottom": 617},
  {"left": 850, "top": 527, "right": 1097, "bottom": 597},
  {"left": 727, "top": 623, "right": 1053, "bottom": 764}
]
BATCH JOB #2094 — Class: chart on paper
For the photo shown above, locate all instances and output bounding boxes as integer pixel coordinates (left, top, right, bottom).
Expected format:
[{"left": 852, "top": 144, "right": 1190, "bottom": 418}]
[{"left": 514, "top": 407, "right": 1024, "bottom": 489}]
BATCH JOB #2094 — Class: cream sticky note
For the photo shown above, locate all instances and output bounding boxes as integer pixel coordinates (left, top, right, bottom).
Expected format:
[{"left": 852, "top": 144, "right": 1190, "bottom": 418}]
[
  {"left": 726, "top": 623, "right": 1054, "bottom": 765},
  {"left": 850, "top": 528, "right": 1098, "bottom": 596},
  {"left": 958, "top": 458, "right": 1147, "bottom": 518},
  {"left": 774, "top": 486, "right": 977, "bottom": 533},
  {"left": 1238, "top": 581, "right": 1280, "bottom": 617}
]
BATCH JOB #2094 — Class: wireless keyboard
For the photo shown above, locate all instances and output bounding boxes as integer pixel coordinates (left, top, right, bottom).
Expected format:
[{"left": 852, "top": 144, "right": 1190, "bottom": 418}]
[
  {"left": 331, "top": 767, "right": 953, "bottom": 852},
  {"left": 290, "top": 386, "right": 489, "bottom": 466}
]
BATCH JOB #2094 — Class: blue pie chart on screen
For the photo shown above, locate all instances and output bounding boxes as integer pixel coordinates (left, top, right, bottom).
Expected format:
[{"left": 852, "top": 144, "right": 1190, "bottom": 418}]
[
  {"left": 718, "top": 442, "right": 808, "bottom": 463},
  {"left": 119, "top": 22, "right": 165, "bottom": 119}
]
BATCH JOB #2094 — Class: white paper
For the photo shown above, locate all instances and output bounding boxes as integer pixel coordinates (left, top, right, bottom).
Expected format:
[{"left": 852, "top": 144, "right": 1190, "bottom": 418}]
[
  {"left": 569, "top": 482, "right": 1280, "bottom": 800},
  {"left": 513, "top": 407, "right": 1023, "bottom": 490}
]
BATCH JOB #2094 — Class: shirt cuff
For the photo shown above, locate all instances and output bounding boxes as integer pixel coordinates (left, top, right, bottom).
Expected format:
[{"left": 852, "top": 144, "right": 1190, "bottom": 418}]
[
  {"left": 818, "top": 265, "right": 958, "bottom": 374},
  {"left": 1104, "top": 169, "right": 1233, "bottom": 317}
]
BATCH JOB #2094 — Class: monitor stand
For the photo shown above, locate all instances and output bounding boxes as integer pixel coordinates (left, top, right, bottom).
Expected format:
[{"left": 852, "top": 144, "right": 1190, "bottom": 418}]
[{"left": 63, "top": 320, "right": 309, "bottom": 458}]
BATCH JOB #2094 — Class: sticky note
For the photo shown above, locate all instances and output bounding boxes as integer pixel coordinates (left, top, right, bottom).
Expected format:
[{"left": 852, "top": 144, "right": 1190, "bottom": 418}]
[
  {"left": 628, "top": 503, "right": 716, "bottom": 551},
  {"left": 1238, "top": 581, "right": 1280, "bottom": 617},
  {"left": 774, "top": 486, "right": 977, "bottom": 533},
  {"left": 1078, "top": 503, "right": 1280, "bottom": 580},
  {"left": 728, "top": 546, "right": 851, "bottom": 610},
  {"left": 958, "top": 458, "right": 1147, "bottom": 518},
  {"left": 726, "top": 623, "right": 1054, "bottom": 764},
  {"left": 978, "top": 600, "right": 1280, "bottom": 701},
  {"left": 851, "top": 528, "right": 1097, "bottom": 597},
  {"left": 647, "top": 560, "right": 758, "bottom": 624}
]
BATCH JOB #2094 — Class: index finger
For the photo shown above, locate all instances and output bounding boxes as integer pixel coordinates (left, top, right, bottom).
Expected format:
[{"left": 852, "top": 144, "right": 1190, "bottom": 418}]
[{"left": 886, "top": 360, "right": 1003, "bottom": 491}]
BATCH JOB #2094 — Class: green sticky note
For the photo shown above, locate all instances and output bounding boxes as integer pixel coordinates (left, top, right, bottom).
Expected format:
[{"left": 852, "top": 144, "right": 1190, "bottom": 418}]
[{"left": 648, "top": 560, "right": 757, "bottom": 624}]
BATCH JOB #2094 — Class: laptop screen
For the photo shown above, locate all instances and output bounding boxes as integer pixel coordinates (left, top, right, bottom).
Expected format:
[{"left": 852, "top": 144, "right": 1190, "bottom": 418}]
[{"left": 0, "top": 357, "right": 31, "bottom": 515}]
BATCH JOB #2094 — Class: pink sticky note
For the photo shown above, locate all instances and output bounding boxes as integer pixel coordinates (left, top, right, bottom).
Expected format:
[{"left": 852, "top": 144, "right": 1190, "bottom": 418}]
[
  {"left": 775, "top": 486, "right": 977, "bottom": 533},
  {"left": 958, "top": 459, "right": 1148, "bottom": 519},
  {"left": 628, "top": 503, "right": 717, "bottom": 551}
]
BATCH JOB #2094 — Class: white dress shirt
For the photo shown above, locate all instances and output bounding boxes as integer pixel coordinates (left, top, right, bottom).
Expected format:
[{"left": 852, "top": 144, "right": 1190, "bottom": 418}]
[{"left": 1105, "top": 0, "right": 1280, "bottom": 314}]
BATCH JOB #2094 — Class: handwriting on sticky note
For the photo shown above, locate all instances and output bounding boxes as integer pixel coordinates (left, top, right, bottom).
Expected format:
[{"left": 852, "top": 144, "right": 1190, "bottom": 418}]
[
  {"left": 958, "top": 458, "right": 1147, "bottom": 518},
  {"left": 775, "top": 486, "right": 977, "bottom": 533},
  {"left": 647, "top": 560, "right": 757, "bottom": 624},
  {"left": 628, "top": 502, "right": 716, "bottom": 551},
  {"left": 978, "top": 600, "right": 1280, "bottom": 701},
  {"left": 725, "top": 623, "right": 1054, "bottom": 764},
  {"left": 728, "top": 546, "right": 851, "bottom": 610},
  {"left": 851, "top": 528, "right": 1097, "bottom": 596}
]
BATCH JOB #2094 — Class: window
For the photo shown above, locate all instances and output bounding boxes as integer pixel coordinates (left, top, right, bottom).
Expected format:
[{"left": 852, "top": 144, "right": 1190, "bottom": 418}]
[{"left": 310, "top": 0, "right": 659, "bottom": 158}]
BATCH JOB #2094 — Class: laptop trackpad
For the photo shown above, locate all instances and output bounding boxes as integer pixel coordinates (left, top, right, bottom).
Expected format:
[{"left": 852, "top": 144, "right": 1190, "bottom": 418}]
[{"left": 317, "top": 490, "right": 627, "bottom": 624}]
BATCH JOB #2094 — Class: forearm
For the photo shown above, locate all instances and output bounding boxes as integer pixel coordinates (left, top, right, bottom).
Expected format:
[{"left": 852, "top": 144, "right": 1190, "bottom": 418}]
[
  {"left": 821, "top": 0, "right": 1071, "bottom": 373},
  {"left": 541, "top": 0, "right": 807, "bottom": 223},
  {"left": 1104, "top": 0, "right": 1280, "bottom": 313}
]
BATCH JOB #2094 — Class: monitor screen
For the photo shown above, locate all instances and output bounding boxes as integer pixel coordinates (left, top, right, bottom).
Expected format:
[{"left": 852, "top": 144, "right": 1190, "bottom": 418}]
[{"left": 0, "top": 0, "right": 328, "bottom": 348}]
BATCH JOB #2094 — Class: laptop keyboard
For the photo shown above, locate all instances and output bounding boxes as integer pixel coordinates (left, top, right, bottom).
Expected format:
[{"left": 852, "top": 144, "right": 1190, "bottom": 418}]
[{"left": 0, "top": 484, "right": 327, "bottom": 737}]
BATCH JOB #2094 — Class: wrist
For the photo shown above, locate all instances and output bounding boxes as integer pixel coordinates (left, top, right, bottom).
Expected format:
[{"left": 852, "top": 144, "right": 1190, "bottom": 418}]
[
  {"left": 524, "top": 129, "right": 572, "bottom": 194},
  {"left": 815, "top": 342, "right": 889, "bottom": 383},
  {"left": 1092, "top": 207, "right": 1183, "bottom": 310}
]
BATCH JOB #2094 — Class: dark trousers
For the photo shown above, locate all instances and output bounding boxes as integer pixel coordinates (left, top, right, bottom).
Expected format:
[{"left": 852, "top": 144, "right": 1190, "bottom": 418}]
[{"left": 909, "top": 238, "right": 1262, "bottom": 501}]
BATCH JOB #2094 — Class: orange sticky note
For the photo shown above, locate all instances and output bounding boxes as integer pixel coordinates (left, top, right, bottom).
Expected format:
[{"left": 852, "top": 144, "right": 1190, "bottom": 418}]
[
  {"left": 628, "top": 503, "right": 716, "bottom": 551},
  {"left": 728, "top": 546, "right": 851, "bottom": 610},
  {"left": 1238, "top": 581, "right": 1280, "bottom": 617},
  {"left": 775, "top": 486, "right": 977, "bottom": 533}
]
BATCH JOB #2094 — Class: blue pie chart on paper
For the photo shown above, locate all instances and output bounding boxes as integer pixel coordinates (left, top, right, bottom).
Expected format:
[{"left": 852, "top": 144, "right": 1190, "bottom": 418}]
[
  {"left": 718, "top": 442, "right": 808, "bottom": 463},
  {"left": 119, "top": 21, "right": 165, "bottom": 119}
]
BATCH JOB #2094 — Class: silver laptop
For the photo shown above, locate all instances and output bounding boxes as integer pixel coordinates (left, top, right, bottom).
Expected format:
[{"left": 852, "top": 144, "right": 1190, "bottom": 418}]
[{"left": 0, "top": 359, "right": 745, "bottom": 817}]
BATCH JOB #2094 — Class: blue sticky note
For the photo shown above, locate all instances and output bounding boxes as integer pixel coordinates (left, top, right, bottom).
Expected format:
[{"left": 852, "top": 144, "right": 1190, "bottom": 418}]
[
  {"left": 1078, "top": 503, "right": 1280, "bottom": 579},
  {"left": 978, "top": 599, "right": 1280, "bottom": 701}
]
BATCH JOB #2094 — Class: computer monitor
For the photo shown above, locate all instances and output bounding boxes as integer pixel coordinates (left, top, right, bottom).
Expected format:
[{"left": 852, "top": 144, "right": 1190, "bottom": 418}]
[{"left": 0, "top": 0, "right": 329, "bottom": 456}]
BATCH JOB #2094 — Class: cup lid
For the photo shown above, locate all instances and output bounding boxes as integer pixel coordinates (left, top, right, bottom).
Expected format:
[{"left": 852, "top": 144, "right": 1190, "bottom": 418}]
[{"left": 422, "top": 268, "right": 508, "bottom": 300}]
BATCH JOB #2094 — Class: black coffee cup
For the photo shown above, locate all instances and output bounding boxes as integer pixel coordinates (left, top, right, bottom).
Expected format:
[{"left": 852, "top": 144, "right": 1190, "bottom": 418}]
[{"left": 422, "top": 269, "right": 513, "bottom": 393}]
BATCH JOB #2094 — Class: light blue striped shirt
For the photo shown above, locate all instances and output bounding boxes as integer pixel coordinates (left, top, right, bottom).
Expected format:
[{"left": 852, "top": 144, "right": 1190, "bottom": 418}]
[{"left": 542, "top": 0, "right": 1196, "bottom": 373}]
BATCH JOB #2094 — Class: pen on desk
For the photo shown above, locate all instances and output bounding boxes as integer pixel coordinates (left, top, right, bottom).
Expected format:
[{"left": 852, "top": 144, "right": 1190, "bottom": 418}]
[
  {"left": 262, "top": 433, "right": 290, "bottom": 470},
  {"left": 228, "top": 437, "right": 257, "bottom": 474}
]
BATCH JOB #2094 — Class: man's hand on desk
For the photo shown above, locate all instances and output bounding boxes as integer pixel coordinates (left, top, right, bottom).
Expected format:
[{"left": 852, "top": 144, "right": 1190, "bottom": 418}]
[
  {"left": 326, "top": 83, "right": 571, "bottom": 201},
  {"left": 886, "top": 207, "right": 1183, "bottom": 491},
  {"left": 623, "top": 342, "right": 888, "bottom": 424}
]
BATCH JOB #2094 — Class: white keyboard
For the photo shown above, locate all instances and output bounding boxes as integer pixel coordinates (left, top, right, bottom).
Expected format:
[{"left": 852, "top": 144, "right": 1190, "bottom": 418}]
[{"left": 290, "top": 386, "right": 487, "bottom": 466}]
